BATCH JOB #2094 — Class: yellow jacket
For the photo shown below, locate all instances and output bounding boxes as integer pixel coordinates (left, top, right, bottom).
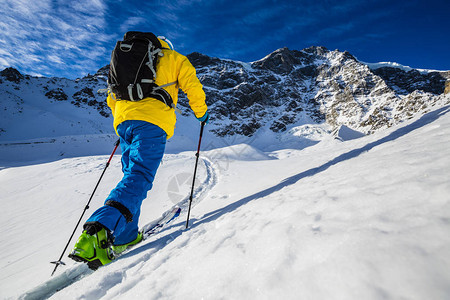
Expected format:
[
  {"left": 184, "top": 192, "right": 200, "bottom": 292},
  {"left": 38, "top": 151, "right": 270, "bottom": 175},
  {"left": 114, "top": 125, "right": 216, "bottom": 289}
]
[{"left": 107, "top": 39, "right": 207, "bottom": 139}]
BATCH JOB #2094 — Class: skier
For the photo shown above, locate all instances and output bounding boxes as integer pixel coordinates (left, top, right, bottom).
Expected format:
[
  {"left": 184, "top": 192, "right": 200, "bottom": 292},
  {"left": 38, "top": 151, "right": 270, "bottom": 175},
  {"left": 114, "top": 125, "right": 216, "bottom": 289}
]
[{"left": 69, "top": 33, "right": 209, "bottom": 269}]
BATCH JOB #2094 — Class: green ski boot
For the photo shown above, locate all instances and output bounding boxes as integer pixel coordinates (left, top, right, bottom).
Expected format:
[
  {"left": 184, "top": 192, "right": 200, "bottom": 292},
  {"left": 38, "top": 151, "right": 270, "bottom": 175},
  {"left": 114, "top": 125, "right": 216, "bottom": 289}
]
[
  {"left": 68, "top": 225, "right": 114, "bottom": 270},
  {"left": 111, "top": 232, "right": 143, "bottom": 256}
]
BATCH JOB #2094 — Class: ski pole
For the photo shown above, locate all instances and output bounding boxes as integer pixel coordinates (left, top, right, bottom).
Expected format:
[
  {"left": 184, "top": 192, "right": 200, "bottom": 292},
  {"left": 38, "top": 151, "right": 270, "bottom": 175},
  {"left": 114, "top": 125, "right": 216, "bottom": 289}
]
[
  {"left": 185, "top": 122, "right": 205, "bottom": 229},
  {"left": 50, "top": 139, "right": 120, "bottom": 276}
]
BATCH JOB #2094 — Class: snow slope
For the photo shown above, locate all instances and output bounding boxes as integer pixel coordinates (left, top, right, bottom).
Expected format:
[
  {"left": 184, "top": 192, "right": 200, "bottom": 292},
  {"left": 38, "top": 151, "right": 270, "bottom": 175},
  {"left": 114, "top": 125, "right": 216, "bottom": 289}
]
[
  {"left": 1, "top": 104, "right": 450, "bottom": 299},
  {"left": 0, "top": 74, "right": 113, "bottom": 142},
  {"left": 362, "top": 60, "right": 449, "bottom": 74}
]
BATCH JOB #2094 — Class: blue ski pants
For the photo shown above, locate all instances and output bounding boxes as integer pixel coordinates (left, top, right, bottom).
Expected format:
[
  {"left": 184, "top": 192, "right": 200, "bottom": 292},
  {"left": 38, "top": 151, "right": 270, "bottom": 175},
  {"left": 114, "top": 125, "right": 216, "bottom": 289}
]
[{"left": 86, "top": 120, "right": 166, "bottom": 245}]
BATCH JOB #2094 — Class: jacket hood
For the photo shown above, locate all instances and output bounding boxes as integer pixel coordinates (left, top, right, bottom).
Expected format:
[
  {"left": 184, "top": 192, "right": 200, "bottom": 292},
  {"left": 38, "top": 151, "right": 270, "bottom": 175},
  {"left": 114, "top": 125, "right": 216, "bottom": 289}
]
[{"left": 158, "top": 38, "right": 171, "bottom": 50}]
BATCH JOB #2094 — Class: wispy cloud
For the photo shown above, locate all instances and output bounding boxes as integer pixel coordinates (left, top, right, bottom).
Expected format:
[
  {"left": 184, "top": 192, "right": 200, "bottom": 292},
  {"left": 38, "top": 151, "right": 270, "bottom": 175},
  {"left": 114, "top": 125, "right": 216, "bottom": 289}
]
[
  {"left": 119, "top": 17, "right": 148, "bottom": 33},
  {"left": 0, "top": 0, "right": 110, "bottom": 78}
]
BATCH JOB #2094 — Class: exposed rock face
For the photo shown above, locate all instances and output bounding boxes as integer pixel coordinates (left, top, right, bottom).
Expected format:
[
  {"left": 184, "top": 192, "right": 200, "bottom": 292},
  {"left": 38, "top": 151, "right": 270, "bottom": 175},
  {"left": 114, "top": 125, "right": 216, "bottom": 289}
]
[
  {"left": 45, "top": 88, "right": 68, "bottom": 101},
  {"left": 372, "top": 67, "right": 448, "bottom": 95},
  {"left": 445, "top": 81, "right": 450, "bottom": 94},
  {"left": 184, "top": 46, "right": 449, "bottom": 136}
]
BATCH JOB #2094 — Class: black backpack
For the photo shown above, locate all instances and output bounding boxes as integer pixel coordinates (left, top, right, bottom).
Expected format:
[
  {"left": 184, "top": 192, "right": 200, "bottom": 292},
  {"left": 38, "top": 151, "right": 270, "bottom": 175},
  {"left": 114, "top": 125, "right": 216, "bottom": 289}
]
[{"left": 108, "top": 31, "right": 175, "bottom": 108}]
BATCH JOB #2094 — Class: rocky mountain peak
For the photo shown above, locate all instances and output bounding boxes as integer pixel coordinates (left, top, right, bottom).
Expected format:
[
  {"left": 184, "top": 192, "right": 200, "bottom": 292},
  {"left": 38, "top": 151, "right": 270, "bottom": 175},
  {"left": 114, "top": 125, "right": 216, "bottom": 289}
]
[
  {"left": 186, "top": 52, "right": 222, "bottom": 68},
  {"left": 94, "top": 65, "right": 110, "bottom": 77},
  {"left": 252, "top": 47, "right": 301, "bottom": 74},
  {"left": 303, "top": 45, "right": 329, "bottom": 56},
  {"left": 1, "top": 67, "right": 24, "bottom": 83}
]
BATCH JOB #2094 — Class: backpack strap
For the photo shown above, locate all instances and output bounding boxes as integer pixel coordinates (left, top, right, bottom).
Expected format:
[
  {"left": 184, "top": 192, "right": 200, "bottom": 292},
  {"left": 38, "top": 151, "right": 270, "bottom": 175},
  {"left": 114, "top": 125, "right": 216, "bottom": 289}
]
[
  {"left": 145, "top": 43, "right": 162, "bottom": 80},
  {"left": 154, "top": 81, "right": 177, "bottom": 89}
]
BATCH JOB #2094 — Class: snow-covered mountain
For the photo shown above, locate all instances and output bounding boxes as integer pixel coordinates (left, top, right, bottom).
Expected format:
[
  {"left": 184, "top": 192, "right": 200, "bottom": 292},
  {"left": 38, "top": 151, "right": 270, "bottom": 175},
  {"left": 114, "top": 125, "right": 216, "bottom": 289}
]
[
  {"left": 1, "top": 46, "right": 449, "bottom": 146},
  {"left": 189, "top": 46, "right": 449, "bottom": 137},
  {"left": 0, "top": 67, "right": 111, "bottom": 142}
]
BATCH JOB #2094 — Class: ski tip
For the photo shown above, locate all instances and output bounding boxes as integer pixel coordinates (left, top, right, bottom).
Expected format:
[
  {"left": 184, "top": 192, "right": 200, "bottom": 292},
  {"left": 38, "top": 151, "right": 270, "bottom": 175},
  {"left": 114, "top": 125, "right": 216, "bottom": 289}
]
[{"left": 171, "top": 206, "right": 181, "bottom": 213}]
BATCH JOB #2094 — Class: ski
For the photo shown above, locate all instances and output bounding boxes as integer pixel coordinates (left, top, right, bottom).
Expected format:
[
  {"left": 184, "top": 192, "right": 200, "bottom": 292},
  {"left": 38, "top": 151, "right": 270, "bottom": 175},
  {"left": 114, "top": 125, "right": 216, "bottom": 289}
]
[
  {"left": 141, "top": 206, "right": 181, "bottom": 240},
  {"left": 20, "top": 207, "right": 182, "bottom": 300}
]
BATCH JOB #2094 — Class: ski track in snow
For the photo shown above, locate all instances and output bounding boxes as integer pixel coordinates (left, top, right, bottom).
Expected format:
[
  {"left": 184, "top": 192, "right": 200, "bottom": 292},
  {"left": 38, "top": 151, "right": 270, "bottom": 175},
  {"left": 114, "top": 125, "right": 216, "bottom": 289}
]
[{"left": 178, "top": 157, "right": 219, "bottom": 212}]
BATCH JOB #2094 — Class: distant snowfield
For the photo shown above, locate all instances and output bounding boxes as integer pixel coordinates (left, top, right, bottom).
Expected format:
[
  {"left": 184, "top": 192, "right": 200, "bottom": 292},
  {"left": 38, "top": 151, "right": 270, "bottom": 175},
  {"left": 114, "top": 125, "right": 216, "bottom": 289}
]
[
  {"left": 361, "top": 60, "right": 450, "bottom": 74},
  {"left": 1, "top": 105, "right": 450, "bottom": 299}
]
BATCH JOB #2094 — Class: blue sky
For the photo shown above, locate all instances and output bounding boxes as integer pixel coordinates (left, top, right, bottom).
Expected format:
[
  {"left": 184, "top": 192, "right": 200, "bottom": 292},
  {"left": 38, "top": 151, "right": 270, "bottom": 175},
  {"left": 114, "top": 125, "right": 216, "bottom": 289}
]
[{"left": 1, "top": 0, "right": 449, "bottom": 79}]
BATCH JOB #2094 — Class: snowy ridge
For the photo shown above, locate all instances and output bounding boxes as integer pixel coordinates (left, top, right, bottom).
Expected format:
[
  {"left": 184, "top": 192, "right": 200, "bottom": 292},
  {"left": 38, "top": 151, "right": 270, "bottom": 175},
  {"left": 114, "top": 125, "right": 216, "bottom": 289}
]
[{"left": 362, "top": 60, "right": 449, "bottom": 74}]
